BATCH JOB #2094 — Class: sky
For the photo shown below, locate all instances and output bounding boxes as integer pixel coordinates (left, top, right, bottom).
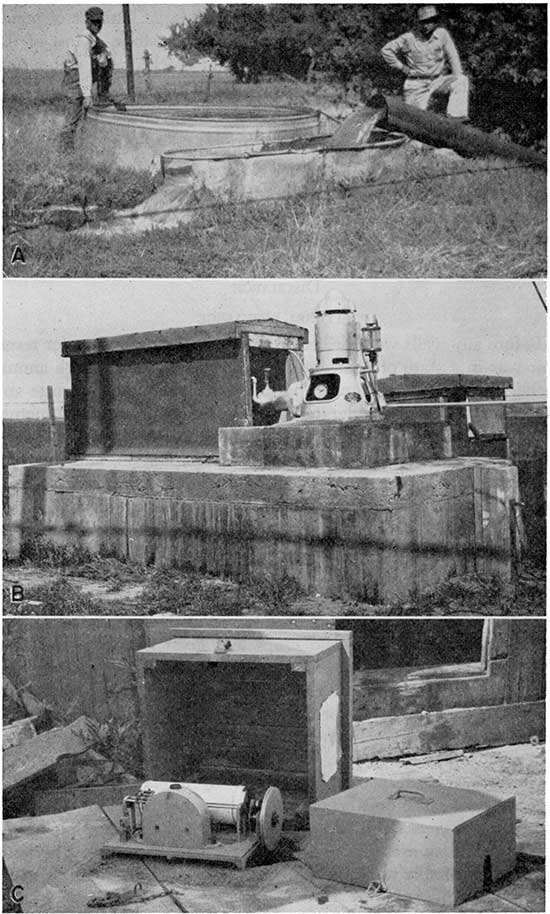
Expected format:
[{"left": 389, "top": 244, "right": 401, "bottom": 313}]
[
  {"left": 3, "top": 279, "right": 546, "bottom": 419},
  {"left": 3, "top": 4, "right": 205, "bottom": 70}
]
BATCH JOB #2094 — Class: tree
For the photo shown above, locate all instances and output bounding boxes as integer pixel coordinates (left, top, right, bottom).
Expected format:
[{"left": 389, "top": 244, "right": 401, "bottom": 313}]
[{"left": 163, "top": 4, "right": 546, "bottom": 143}]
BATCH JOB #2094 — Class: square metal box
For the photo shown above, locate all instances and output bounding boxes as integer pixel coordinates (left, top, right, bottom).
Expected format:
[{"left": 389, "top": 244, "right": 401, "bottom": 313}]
[
  {"left": 137, "top": 629, "right": 352, "bottom": 816},
  {"left": 306, "top": 777, "right": 516, "bottom": 906}
]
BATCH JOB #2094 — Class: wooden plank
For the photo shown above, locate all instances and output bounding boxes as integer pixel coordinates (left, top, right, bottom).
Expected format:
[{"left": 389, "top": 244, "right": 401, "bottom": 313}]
[
  {"left": 353, "top": 659, "right": 509, "bottom": 721},
  {"left": 61, "top": 319, "right": 307, "bottom": 357},
  {"left": 247, "top": 332, "right": 304, "bottom": 351},
  {"left": 379, "top": 374, "right": 513, "bottom": 394},
  {"left": 353, "top": 700, "right": 545, "bottom": 761},
  {"left": 505, "top": 619, "right": 546, "bottom": 704},
  {"left": 307, "top": 648, "right": 344, "bottom": 804},
  {"left": 487, "top": 618, "right": 510, "bottom": 661},
  {"left": 46, "top": 386, "right": 60, "bottom": 463},
  {"left": 3, "top": 717, "right": 37, "bottom": 750},
  {"left": 3, "top": 805, "right": 180, "bottom": 913},
  {"left": 102, "top": 836, "right": 258, "bottom": 866},
  {"left": 3, "top": 619, "right": 145, "bottom": 727},
  {"left": 63, "top": 388, "right": 74, "bottom": 459},
  {"left": 145, "top": 619, "right": 336, "bottom": 646},
  {"left": 34, "top": 782, "right": 142, "bottom": 816},
  {"left": 138, "top": 637, "right": 338, "bottom": 664},
  {"left": 169, "top": 626, "right": 341, "bottom": 642},
  {"left": 240, "top": 332, "right": 254, "bottom": 427},
  {"left": 3, "top": 716, "right": 97, "bottom": 791}
]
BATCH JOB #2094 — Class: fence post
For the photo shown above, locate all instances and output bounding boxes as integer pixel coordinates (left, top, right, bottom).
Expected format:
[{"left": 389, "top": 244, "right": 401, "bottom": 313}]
[{"left": 47, "top": 386, "right": 60, "bottom": 464}]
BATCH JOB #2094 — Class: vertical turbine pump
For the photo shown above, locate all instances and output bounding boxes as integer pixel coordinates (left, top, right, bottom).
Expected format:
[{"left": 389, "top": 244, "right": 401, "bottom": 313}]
[
  {"left": 251, "top": 293, "right": 384, "bottom": 421},
  {"left": 301, "top": 296, "right": 384, "bottom": 420}
]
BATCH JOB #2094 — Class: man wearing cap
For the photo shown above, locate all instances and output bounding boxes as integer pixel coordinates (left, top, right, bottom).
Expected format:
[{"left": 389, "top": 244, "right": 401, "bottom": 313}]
[
  {"left": 381, "top": 6, "right": 469, "bottom": 121},
  {"left": 60, "top": 6, "right": 111, "bottom": 151}
]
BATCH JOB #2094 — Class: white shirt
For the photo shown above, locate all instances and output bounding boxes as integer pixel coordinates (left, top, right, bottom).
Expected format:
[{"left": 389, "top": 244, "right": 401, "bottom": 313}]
[
  {"left": 64, "top": 30, "right": 96, "bottom": 97},
  {"left": 381, "top": 27, "right": 463, "bottom": 79}
]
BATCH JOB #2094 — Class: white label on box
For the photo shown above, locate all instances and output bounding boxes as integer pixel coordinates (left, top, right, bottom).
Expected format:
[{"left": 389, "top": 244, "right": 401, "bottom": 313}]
[{"left": 320, "top": 691, "right": 340, "bottom": 782}]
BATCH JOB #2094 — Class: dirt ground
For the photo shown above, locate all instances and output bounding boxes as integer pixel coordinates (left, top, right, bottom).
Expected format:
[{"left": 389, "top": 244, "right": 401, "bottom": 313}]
[{"left": 3, "top": 558, "right": 546, "bottom": 617}]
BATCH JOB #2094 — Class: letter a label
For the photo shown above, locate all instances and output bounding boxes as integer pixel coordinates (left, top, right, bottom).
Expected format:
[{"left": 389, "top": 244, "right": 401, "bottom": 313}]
[{"left": 11, "top": 244, "right": 26, "bottom": 265}]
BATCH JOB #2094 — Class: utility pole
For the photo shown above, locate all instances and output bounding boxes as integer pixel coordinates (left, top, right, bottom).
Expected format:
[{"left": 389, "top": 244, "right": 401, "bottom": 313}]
[{"left": 122, "top": 4, "right": 136, "bottom": 102}]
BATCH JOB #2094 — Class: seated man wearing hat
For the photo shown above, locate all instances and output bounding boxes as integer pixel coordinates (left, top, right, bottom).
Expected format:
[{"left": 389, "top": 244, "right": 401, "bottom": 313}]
[
  {"left": 60, "top": 6, "right": 110, "bottom": 151},
  {"left": 381, "top": 5, "right": 469, "bottom": 121}
]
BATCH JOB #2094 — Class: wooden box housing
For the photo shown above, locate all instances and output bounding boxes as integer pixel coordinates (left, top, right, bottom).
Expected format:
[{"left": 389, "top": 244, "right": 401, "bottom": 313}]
[
  {"left": 136, "top": 629, "right": 352, "bottom": 815},
  {"left": 306, "top": 777, "right": 516, "bottom": 906},
  {"left": 62, "top": 319, "right": 308, "bottom": 458},
  {"left": 379, "top": 373, "right": 513, "bottom": 458}
]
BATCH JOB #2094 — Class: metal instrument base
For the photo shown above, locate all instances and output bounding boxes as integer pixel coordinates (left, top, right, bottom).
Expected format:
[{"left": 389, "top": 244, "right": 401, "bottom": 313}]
[{"left": 101, "top": 836, "right": 260, "bottom": 870}]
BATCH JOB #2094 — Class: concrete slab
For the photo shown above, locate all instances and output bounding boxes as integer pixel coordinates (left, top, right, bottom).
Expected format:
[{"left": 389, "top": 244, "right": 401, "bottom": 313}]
[
  {"left": 2, "top": 805, "right": 180, "bottom": 913},
  {"left": 219, "top": 419, "right": 452, "bottom": 469},
  {"left": 4, "top": 792, "right": 543, "bottom": 913},
  {"left": 493, "top": 865, "right": 545, "bottom": 912},
  {"left": 8, "top": 456, "right": 519, "bottom": 603}
]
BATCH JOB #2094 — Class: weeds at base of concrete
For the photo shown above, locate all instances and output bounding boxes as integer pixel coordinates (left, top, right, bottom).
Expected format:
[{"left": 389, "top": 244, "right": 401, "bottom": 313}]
[
  {"left": 393, "top": 566, "right": 545, "bottom": 616},
  {"left": 4, "top": 539, "right": 544, "bottom": 616},
  {"left": 19, "top": 538, "right": 99, "bottom": 569},
  {"left": 4, "top": 539, "right": 306, "bottom": 616}
]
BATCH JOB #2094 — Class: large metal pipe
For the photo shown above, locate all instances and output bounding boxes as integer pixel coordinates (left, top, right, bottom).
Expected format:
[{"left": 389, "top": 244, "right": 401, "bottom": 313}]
[{"left": 366, "top": 93, "right": 546, "bottom": 168}]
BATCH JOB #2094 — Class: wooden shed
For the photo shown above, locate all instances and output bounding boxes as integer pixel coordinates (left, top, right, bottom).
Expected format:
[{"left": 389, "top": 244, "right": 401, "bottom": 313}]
[
  {"left": 62, "top": 319, "right": 308, "bottom": 458},
  {"left": 379, "top": 374, "right": 513, "bottom": 458}
]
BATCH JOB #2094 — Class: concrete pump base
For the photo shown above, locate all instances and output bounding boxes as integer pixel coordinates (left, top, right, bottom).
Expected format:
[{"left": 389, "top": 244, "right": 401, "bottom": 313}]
[
  {"left": 8, "top": 457, "right": 518, "bottom": 603},
  {"left": 219, "top": 418, "right": 452, "bottom": 468}
]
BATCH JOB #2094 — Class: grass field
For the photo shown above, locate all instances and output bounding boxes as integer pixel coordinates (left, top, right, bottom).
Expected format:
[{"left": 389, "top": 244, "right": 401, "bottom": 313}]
[{"left": 4, "top": 67, "right": 547, "bottom": 278}]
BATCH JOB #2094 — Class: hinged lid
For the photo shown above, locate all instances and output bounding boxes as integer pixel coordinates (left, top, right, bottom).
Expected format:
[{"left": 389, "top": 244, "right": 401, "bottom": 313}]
[
  {"left": 138, "top": 636, "right": 340, "bottom": 665},
  {"left": 311, "top": 777, "right": 514, "bottom": 829}
]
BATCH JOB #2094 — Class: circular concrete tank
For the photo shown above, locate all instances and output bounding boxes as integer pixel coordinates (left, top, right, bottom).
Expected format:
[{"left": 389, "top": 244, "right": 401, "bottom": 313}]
[
  {"left": 86, "top": 104, "right": 325, "bottom": 169},
  {"left": 160, "top": 128, "right": 407, "bottom": 170}
]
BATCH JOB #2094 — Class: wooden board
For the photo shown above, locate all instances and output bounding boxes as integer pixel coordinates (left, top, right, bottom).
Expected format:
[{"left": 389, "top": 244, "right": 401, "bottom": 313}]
[
  {"left": 3, "top": 620, "right": 144, "bottom": 730},
  {"left": 34, "top": 782, "right": 142, "bottom": 816},
  {"left": 353, "top": 700, "right": 545, "bottom": 761},
  {"left": 379, "top": 374, "right": 513, "bottom": 394},
  {"left": 138, "top": 637, "right": 338, "bottom": 665},
  {"left": 3, "top": 716, "right": 97, "bottom": 791},
  {"left": 170, "top": 627, "right": 353, "bottom": 791},
  {"left": 62, "top": 319, "right": 308, "bottom": 357},
  {"left": 2, "top": 805, "right": 181, "bottom": 913},
  {"left": 102, "top": 836, "right": 259, "bottom": 869},
  {"left": 3, "top": 718, "right": 37, "bottom": 750}
]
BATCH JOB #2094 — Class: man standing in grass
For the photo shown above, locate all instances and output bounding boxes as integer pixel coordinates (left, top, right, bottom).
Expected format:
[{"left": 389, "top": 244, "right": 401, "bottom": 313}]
[
  {"left": 60, "top": 6, "right": 111, "bottom": 152},
  {"left": 381, "top": 5, "right": 469, "bottom": 122}
]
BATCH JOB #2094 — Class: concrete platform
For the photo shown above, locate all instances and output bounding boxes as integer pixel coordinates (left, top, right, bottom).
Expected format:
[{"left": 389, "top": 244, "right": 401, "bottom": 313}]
[
  {"left": 8, "top": 456, "right": 519, "bottom": 603},
  {"left": 219, "top": 419, "right": 452, "bottom": 469}
]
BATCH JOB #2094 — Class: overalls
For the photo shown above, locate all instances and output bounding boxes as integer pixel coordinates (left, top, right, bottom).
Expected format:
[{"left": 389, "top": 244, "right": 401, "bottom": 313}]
[{"left": 60, "top": 32, "right": 95, "bottom": 151}]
